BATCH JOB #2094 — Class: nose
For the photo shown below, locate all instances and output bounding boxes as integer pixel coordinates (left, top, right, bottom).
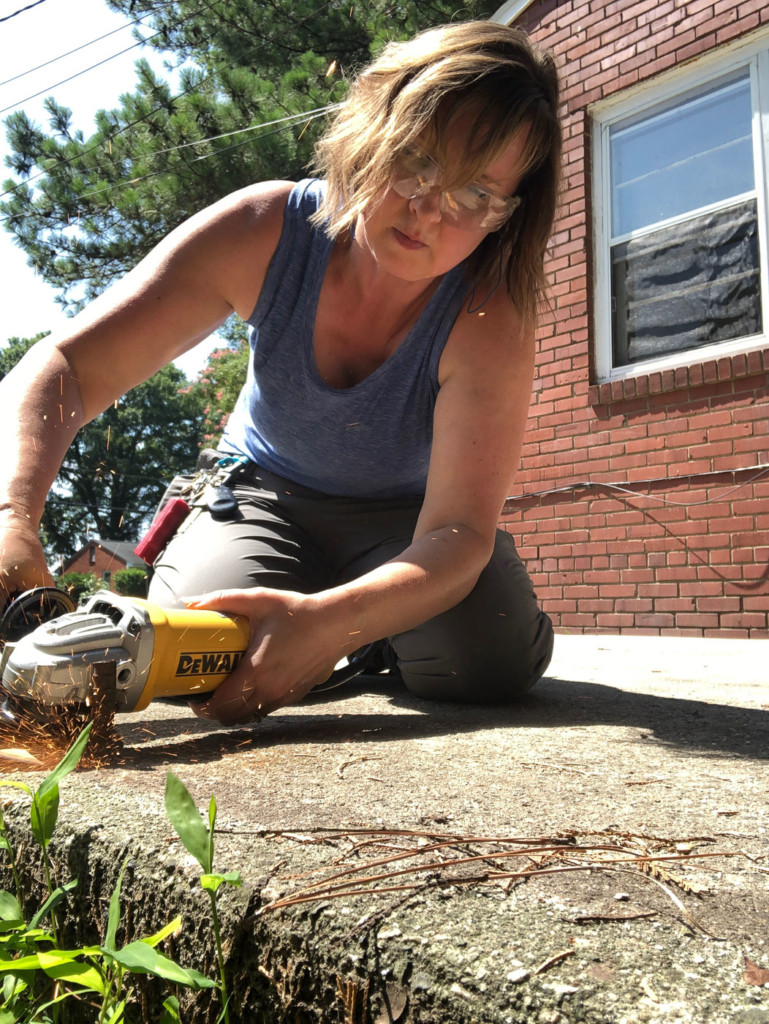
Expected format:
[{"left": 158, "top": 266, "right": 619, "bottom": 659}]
[{"left": 409, "top": 190, "right": 443, "bottom": 224}]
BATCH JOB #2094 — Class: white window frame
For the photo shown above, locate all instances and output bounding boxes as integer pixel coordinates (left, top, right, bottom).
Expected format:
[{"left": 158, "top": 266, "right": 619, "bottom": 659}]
[{"left": 591, "top": 30, "right": 769, "bottom": 383}]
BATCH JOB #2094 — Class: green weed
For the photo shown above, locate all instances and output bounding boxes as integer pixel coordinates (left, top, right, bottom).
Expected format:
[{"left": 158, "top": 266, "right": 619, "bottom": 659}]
[
  {"left": 164, "top": 772, "right": 243, "bottom": 1024},
  {"left": 0, "top": 728, "right": 223, "bottom": 1023}
]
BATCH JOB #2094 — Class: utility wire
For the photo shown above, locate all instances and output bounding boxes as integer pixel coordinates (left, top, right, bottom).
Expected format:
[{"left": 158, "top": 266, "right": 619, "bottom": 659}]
[
  {"left": 0, "top": 23, "right": 137, "bottom": 89},
  {"left": 0, "top": 0, "right": 182, "bottom": 87},
  {"left": 505, "top": 463, "right": 769, "bottom": 510},
  {"left": 0, "top": 38, "right": 156, "bottom": 116},
  {"left": 74, "top": 107, "right": 333, "bottom": 203},
  {"left": 0, "top": 105, "right": 332, "bottom": 225},
  {"left": 0, "top": 0, "right": 49, "bottom": 23},
  {"left": 0, "top": 0, "right": 336, "bottom": 203},
  {"left": 0, "top": 0, "right": 224, "bottom": 115}
]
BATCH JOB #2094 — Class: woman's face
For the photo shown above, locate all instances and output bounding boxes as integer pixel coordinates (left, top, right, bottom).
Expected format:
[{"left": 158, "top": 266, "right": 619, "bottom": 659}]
[{"left": 354, "top": 127, "right": 529, "bottom": 284}]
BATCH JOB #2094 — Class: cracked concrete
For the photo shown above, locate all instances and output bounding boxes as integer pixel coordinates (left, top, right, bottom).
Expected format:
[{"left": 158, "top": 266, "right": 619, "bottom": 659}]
[{"left": 1, "top": 632, "right": 768, "bottom": 1023}]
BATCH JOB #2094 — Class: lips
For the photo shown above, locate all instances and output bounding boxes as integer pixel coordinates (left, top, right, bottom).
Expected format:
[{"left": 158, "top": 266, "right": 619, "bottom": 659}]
[{"left": 393, "top": 227, "right": 426, "bottom": 250}]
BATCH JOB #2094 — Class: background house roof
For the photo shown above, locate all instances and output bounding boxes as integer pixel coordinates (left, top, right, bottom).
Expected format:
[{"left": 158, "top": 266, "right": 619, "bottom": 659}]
[{"left": 61, "top": 539, "right": 147, "bottom": 572}]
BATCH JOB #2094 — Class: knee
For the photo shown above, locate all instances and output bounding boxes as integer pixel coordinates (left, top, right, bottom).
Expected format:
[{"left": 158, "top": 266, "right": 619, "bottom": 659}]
[{"left": 394, "top": 612, "right": 554, "bottom": 705}]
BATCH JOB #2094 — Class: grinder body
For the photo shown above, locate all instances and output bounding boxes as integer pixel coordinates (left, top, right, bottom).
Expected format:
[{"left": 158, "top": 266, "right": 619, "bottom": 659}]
[{"left": 0, "top": 591, "right": 250, "bottom": 714}]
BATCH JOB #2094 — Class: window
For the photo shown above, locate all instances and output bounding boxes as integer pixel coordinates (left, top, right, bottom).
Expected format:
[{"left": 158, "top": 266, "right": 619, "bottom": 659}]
[{"left": 592, "top": 42, "right": 769, "bottom": 380}]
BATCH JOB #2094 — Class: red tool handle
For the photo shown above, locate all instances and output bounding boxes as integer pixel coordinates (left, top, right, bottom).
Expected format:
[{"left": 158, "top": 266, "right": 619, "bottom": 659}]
[{"left": 134, "top": 498, "right": 190, "bottom": 565}]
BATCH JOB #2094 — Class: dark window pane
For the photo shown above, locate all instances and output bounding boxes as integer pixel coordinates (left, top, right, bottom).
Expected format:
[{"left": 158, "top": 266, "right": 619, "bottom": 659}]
[{"left": 611, "top": 200, "right": 761, "bottom": 366}]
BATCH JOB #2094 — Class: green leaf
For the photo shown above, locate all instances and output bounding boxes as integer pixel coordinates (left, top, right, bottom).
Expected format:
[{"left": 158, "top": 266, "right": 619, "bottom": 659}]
[
  {"left": 140, "top": 916, "right": 181, "bottom": 950},
  {"left": 105, "top": 999, "right": 127, "bottom": 1024},
  {"left": 105, "top": 857, "right": 130, "bottom": 952},
  {"left": 200, "top": 871, "right": 242, "bottom": 895},
  {"left": 29, "top": 722, "right": 93, "bottom": 848},
  {"left": 35, "top": 722, "right": 93, "bottom": 803},
  {"left": 208, "top": 793, "right": 217, "bottom": 874},
  {"left": 214, "top": 994, "right": 232, "bottom": 1024},
  {"left": 0, "top": 781, "right": 33, "bottom": 797},
  {"left": 30, "top": 788, "right": 59, "bottom": 849},
  {"left": 164, "top": 773, "right": 211, "bottom": 873},
  {"left": 0, "top": 945, "right": 103, "bottom": 973},
  {"left": 0, "top": 952, "right": 44, "bottom": 971},
  {"left": 105, "top": 940, "right": 215, "bottom": 989},
  {"left": 0, "top": 892, "right": 22, "bottom": 926},
  {"left": 29, "top": 878, "right": 77, "bottom": 929},
  {"left": 159, "top": 995, "right": 181, "bottom": 1024},
  {"left": 42, "top": 958, "right": 106, "bottom": 994},
  {"left": 2, "top": 970, "right": 26, "bottom": 1002}
]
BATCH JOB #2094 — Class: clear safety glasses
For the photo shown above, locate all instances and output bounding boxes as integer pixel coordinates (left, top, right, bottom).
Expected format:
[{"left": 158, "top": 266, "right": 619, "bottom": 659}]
[{"left": 390, "top": 144, "right": 521, "bottom": 231}]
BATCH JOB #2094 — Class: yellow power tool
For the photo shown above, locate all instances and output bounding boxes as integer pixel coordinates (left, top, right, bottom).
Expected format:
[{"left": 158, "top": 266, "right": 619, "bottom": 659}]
[
  {"left": 0, "top": 588, "right": 372, "bottom": 720},
  {"left": 0, "top": 590, "right": 250, "bottom": 714}
]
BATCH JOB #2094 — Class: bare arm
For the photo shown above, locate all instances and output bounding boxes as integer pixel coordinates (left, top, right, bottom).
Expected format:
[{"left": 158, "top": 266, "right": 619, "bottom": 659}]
[{"left": 0, "top": 181, "right": 292, "bottom": 603}]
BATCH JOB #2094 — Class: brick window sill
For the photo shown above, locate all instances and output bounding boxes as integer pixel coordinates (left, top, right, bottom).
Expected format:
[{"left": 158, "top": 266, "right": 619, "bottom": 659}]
[{"left": 588, "top": 347, "right": 769, "bottom": 406}]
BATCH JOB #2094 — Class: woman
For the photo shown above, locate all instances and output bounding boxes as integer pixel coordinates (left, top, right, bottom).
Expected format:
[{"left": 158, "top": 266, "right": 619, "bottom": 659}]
[{"left": 0, "top": 21, "right": 561, "bottom": 726}]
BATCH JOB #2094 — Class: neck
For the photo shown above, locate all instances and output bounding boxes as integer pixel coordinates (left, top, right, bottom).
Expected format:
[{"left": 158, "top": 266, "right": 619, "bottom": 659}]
[{"left": 338, "top": 217, "right": 440, "bottom": 310}]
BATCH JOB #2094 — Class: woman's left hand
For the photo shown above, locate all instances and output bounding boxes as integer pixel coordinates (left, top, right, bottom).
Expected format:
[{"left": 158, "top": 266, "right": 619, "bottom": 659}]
[{"left": 184, "top": 587, "right": 342, "bottom": 725}]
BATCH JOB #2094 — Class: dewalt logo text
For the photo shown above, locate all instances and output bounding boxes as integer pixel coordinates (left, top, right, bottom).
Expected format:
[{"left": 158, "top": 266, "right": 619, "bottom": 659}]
[{"left": 175, "top": 651, "right": 243, "bottom": 676}]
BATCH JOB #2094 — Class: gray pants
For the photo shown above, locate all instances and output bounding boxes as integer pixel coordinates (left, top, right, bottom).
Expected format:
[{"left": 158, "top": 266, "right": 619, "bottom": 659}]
[{"left": 148, "top": 462, "right": 553, "bottom": 703}]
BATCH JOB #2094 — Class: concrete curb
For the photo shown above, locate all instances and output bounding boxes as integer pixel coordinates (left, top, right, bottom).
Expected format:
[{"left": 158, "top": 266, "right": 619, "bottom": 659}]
[{"left": 1, "top": 633, "right": 767, "bottom": 1023}]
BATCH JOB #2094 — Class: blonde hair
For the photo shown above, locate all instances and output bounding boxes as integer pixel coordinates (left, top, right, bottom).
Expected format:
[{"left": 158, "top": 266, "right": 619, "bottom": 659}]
[{"left": 312, "top": 21, "right": 562, "bottom": 327}]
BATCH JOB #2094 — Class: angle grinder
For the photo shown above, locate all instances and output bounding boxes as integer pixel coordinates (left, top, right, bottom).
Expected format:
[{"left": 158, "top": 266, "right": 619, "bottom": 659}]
[{"left": 0, "top": 589, "right": 377, "bottom": 721}]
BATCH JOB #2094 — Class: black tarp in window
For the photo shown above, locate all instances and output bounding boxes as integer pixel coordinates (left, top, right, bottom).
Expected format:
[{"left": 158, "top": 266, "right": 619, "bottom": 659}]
[{"left": 611, "top": 199, "right": 761, "bottom": 366}]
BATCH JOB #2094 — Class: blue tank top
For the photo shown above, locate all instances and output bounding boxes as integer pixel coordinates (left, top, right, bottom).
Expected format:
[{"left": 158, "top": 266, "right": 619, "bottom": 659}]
[{"left": 219, "top": 178, "right": 470, "bottom": 498}]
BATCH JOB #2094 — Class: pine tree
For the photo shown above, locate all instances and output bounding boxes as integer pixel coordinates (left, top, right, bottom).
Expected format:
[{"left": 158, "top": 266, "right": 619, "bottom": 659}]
[{"left": 1, "top": 0, "right": 499, "bottom": 309}]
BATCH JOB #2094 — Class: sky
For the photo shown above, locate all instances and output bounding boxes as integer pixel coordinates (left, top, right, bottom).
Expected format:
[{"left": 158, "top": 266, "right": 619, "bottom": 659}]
[{"left": 0, "top": 0, "right": 218, "bottom": 377}]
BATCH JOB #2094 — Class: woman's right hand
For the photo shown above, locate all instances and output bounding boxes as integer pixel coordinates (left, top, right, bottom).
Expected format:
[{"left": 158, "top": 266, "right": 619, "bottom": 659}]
[{"left": 0, "top": 516, "right": 54, "bottom": 611}]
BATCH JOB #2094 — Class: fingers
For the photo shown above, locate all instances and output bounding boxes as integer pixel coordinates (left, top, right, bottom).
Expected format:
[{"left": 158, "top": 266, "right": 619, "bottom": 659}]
[
  {"left": 183, "top": 589, "right": 256, "bottom": 614},
  {"left": 179, "top": 587, "right": 334, "bottom": 726},
  {"left": 191, "top": 657, "right": 329, "bottom": 727}
]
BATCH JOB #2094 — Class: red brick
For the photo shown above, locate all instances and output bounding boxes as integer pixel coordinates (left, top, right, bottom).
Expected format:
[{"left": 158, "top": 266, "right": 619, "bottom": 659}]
[
  {"left": 721, "top": 613, "right": 767, "bottom": 628},
  {"left": 635, "top": 614, "right": 675, "bottom": 628},
  {"left": 697, "top": 597, "right": 741, "bottom": 613},
  {"left": 596, "top": 613, "right": 636, "bottom": 628},
  {"left": 676, "top": 613, "right": 720, "bottom": 628}
]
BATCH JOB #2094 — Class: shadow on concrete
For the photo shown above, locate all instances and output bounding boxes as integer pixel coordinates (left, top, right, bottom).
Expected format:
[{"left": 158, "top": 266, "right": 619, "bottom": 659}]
[{"left": 111, "top": 675, "right": 769, "bottom": 770}]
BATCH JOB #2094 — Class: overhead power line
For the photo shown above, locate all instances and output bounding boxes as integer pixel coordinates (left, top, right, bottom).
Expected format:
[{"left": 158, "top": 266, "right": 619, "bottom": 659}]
[
  {"left": 0, "top": 38, "right": 155, "bottom": 116},
  {"left": 75, "top": 107, "right": 335, "bottom": 201},
  {"left": 0, "top": 0, "right": 336, "bottom": 204},
  {"left": 0, "top": 0, "right": 49, "bottom": 24},
  {"left": 0, "top": 23, "right": 138, "bottom": 89},
  {"left": 0, "top": 0, "right": 185, "bottom": 88},
  {"left": 0, "top": 0, "right": 223, "bottom": 116},
  {"left": 0, "top": 105, "right": 333, "bottom": 228}
]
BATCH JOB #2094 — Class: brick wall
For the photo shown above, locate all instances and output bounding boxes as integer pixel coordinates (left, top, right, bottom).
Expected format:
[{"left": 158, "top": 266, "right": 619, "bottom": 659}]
[{"left": 500, "top": 0, "right": 769, "bottom": 636}]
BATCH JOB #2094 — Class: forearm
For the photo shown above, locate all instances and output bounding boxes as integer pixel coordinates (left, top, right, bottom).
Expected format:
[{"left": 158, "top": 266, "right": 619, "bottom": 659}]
[
  {"left": 0, "top": 341, "right": 84, "bottom": 528},
  {"left": 316, "top": 523, "right": 493, "bottom": 659}
]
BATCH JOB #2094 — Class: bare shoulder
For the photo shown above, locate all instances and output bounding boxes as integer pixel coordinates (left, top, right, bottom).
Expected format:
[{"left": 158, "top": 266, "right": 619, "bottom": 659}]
[
  {"left": 154, "top": 180, "right": 295, "bottom": 318},
  {"left": 198, "top": 180, "right": 294, "bottom": 234},
  {"left": 438, "top": 282, "right": 535, "bottom": 389}
]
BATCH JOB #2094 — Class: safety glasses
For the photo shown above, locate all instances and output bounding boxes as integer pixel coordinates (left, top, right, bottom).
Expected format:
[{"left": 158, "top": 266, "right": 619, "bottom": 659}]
[{"left": 390, "top": 144, "right": 521, "bottom": 231}]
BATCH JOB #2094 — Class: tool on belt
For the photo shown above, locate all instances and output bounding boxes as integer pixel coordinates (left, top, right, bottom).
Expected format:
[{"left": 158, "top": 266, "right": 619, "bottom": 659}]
[{"left": 134, "top": 452, "right": 246, "bottom": 565}]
